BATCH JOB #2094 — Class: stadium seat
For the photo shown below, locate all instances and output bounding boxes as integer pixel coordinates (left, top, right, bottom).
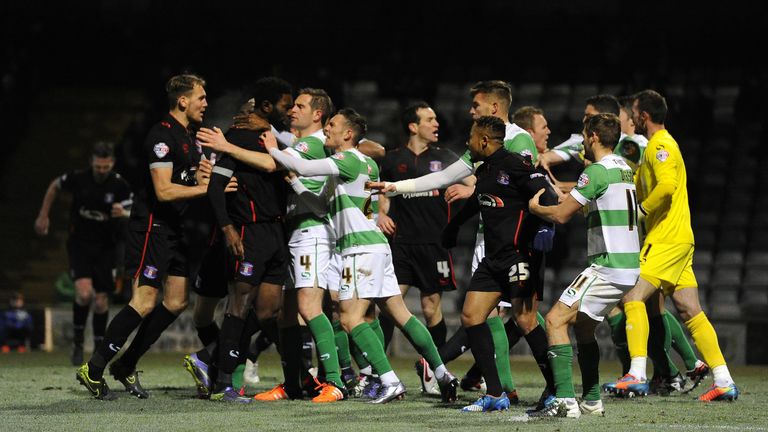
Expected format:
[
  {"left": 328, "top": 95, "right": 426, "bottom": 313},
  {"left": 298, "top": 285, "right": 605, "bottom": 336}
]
[
  {"left": 695, "top": 231, "right": 716, "bottom": 249},
  {"left": 714, "top": 251, "right": 745, "bottom": 266},
  {"left": 711, "top": 268, "right": 742, "bottom": 286},
  {"left": 746, "top": 251, "right": 768, "bottom": 268},
  {"left": 743, "top": 268, "right": 768, "bottom": 286},
  {"left": 694, "top": 250, "right": 714, "bottom": 266},
  {"left": 717, "top": 228, "right": 747, "bottom": 251},
  {"left": 693, "top": 264, "right": 711, "bottom": 285},
  {"left": 708, "top": 287, "right": 741, "bottom": 319}
]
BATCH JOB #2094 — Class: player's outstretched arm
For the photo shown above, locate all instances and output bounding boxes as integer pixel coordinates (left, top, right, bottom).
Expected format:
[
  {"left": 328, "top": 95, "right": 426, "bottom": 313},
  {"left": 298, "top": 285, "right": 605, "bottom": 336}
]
[
  {"left": 266, "top": 132, "right": 338, "bottom": 177},
  {"left": 371, "top": 159, "right": 473, "bottom": 197},
  {"left": 197, "top": 127, "right": 277, "bottom": 172},
  {"left": 34, "top": 178, "right": 61, "bottom": 235}
]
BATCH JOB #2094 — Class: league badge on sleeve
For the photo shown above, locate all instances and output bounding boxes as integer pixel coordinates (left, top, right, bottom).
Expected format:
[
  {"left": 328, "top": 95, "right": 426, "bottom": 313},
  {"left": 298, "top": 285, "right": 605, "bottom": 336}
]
[
  {"left": 153, "top": 143, "right": 170, "bottom": 158},
  {"left": 656, "top": 149, "right": 670, "bottom": 162},
  {"left": 577, "top": 173, "right": 590, "bottom": 188},
  {"left": 429, "top": 160, "right": 443, "bottom": 172}
]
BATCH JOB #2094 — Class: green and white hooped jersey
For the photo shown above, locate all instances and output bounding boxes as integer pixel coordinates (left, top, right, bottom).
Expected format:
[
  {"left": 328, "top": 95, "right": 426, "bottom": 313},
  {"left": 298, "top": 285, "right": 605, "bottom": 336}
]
[
  {"left": 285, "top": 130, "right": 332, "bottom": 233},
  {"left": 462, "top": 123, "right": 536, "bottom": 234},
  {"left": 326, "top": 148, "right": 388, "bottom": 256},
  {"left": 570, "top": 154, "right": 640, "bottom": 286}
]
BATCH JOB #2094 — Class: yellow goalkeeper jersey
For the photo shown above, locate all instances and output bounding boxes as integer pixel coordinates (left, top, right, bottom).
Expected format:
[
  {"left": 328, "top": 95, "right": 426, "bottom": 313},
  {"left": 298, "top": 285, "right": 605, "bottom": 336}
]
[{"left": 635, "top": 129, "right": 695, "bottom": 245}]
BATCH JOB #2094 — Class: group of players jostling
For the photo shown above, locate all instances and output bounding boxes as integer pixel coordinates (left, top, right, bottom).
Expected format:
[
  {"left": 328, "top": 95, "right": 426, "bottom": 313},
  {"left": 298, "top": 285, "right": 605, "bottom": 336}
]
[{"left": 41, "top": 74, "right": 739, "bottom": 417}]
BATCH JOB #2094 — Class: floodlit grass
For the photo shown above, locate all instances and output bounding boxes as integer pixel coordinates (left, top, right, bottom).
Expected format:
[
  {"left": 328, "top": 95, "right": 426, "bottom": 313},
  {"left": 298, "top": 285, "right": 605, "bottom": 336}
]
[{"left": 1, "top": 351, "right": 766, "bottom": 431}]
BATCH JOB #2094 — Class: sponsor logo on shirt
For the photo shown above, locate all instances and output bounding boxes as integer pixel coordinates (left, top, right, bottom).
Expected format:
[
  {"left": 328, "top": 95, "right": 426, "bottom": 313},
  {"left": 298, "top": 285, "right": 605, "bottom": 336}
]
[
  {"left": 577, "top": 173, "right": 590, "bottom": 188},
  {"left": 656, "top": 149, "right": 669, "bottom": 162},
  {"left": 497, "top": 170, "right": 510, "bottom": 185},
  {"left": 153, "top": 143, "right": 170, "bottom": 158},
  {"left": 478, "top": 193, "right": 505, "bottom": 208},
  {"left": 143, "top": 265, "right": 158, "bottom": 280},
  {"left": 429, "top": 160, "right": 443, "bottom": 172},
  {"left": 239, "top": 262, "right": 254, "bottom": 276}
]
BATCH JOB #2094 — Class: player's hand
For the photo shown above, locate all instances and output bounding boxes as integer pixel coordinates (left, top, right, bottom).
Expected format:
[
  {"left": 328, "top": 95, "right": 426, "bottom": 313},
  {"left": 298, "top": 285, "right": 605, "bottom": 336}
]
[
  {"left": 444, "top": 184, "right": 474, "bottom": 204},
  {"left": 196, "top": 159, "right": 213, "bottom": 185},
  {"left": 260, "top": 131, "right": 278, "bottom": 151},
  {"left": 283, "top": 172, "right": 298, "bottom": 184},
  {"left": 222, "top": 224, "right": 244, "bottom": 260},
  {"left": 533, "top": 223, "right": 555, "bottom": 252},
  {"left": 232, "top": 113, "right": 270, "bottom": 131},
  {"left": 377, "top": 213, "right": 396, "bottom": 236},
  {"left": 366, "top": 181, "right": 398, "bottom": 196},
  {"left": 528, "top": 188, "right": 546, "bottom": 216},
  {"left": 34, "top": 215, "right": 49, "bottom": 236},
  {"left": 225, "top": 176, "right": 239, "bottom": 193},
  {"left": 111, "top": 203, "right": 129, "bottom": 218},
  {"left": 197, "top": 127, "right": 235, "bottom": 154},
  {"left": 441, "top": 222, "right": 460, "bottom": 249}
]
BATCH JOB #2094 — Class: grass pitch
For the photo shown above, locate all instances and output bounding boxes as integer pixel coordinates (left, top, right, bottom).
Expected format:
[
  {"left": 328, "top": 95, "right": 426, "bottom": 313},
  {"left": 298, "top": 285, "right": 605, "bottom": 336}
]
[{"left": 1, "top": 351, "right": 766, "bottom": 431}]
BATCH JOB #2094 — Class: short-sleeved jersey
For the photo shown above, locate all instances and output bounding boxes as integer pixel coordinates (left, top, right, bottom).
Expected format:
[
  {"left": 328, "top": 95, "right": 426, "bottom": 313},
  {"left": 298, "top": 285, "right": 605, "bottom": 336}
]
[
  {"left": 570, "top": 154, "right": 640, "bottom": 285},
  {"left": 380, "top": 145, "right": 459, "bottom": 244},
  {"left": 325, "top": 148, "right": 388, "bottom": 255},
  {"left": 635, "top": 129, "right": 694, "bottom": 245},
  {"left": 58, "top": 169, "right": 132, "bottom": 243},
  {"left": 284, "top": 129, "right": 331, "bottom": 232},
  {"left": 460, "top": 123, "right": 538, "bottom": 168},
  {"left": 473, "top": 148, "right": 552, "bottom": 259},
  {"left": 129, "top": 113, "right": 201, "bottom": 234},
  {"left": 209, "top": 129, "right": 287, "bottom": 227}
]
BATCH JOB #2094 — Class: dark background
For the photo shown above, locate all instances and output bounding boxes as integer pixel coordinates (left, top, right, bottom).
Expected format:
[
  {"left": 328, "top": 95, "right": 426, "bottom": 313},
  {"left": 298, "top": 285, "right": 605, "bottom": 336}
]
[{"left": 2, "top": 0, "right": 766, "bottom": 323}]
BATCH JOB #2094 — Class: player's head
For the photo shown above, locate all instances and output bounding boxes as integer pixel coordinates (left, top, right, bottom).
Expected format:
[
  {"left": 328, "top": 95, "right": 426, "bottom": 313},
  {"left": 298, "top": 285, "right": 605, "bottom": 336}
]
[
  {"left": 402, "top": 101, "right": 439, "bottom": 143},
  {"left": 166, "top": 74, "right": 207, "bottom": 124},
  {"left": 324, "top": 108, "right": 367, "bottom": 150},
  {"left": 617, "top": 95, "right": 636, "bottom": 135},
  {"left": 468, "top": 115, "right": 505, "bottom": 162},
  {"left": 252, "top": 77, "right": 294, "bottom": 130},
  {"left": 238, "top": 98, "right": 255, "bottom": 116},
  {"left": 584, "top": 94, "right": 620, "bottom": 121},
  {"left": 90, "top": 141, "right": 115, "bottom": 182},
  {"left": 469, "top": 80, "right": 512, "bottom": 121},
  {"left": 632, "top": 89, "right": 667, "bottom": 136},
  {"left": 291, "top": 88, "right": 334, "bottom": 133},
  {"left": 583, "top": 113, "right": 621, "bottom": 162},
  {"left": 513, "top": 106, "right": 550, "bottom": 152},
  {"left": 9, "top": 291, "right": 24, "bottom": 309}
]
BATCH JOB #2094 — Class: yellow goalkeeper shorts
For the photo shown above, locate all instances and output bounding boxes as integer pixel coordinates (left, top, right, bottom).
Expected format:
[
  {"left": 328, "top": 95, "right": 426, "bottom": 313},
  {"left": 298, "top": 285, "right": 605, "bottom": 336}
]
[{"left": 639, "top": 242, "right": 698, "bottom": 296}]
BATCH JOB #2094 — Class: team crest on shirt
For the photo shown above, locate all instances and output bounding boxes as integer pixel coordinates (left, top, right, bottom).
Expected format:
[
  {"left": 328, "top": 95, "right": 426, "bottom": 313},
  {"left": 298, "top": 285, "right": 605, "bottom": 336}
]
[
  {"left": 143, "top": 265, "right": 158, "bottom": 280},
  {"left": 429, "top": 160, "right": 443, "bottom": 172},
  {"left": 496, "top": 170, "right": 510, "bottom": 185},
  {"left": 397, "top": 163, "right": 407, "bottom": 173},
  {"left": 153, "top": 143, "right": 170, "bottom": 158},
  {"left": 577, "top": 173, "right": 590, "bottom": 188},
  {"left": 239, "top": 262, "right": 254, "bottom": 276},
  {"left": 104, "top": 193, "right": 114, "bottom": 204},
  {"left": 656, "top": 149, "right": 669, "bottom": 162},
  {"left": 332, "top": 153, "right": 345, "bottom": 160}
]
